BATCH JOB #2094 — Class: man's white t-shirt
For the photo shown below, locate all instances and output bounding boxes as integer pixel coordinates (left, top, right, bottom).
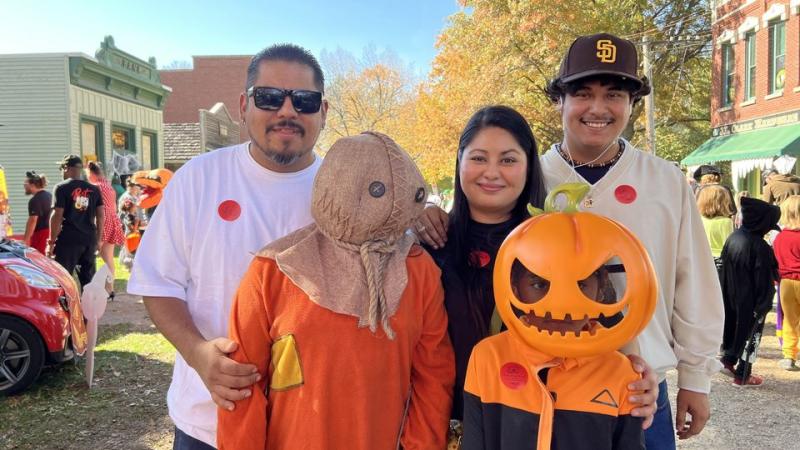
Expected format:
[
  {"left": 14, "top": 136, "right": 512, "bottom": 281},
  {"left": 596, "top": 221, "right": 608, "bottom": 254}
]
[{"left": 127, "top": 143, "right": 321, "bottom": 446}]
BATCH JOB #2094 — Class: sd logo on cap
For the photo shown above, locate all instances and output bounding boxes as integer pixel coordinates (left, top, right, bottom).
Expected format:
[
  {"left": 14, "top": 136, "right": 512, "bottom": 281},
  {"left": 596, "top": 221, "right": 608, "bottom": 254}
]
[{"left": 596, "top": 39, "right": 617, "bottom": 63}]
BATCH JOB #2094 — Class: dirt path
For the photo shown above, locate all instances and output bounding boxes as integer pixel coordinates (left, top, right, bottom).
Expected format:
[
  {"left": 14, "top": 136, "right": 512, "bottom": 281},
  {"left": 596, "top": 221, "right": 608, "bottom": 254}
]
[
  {"left": 98, "top": 293, "right": 175, "bottom": 450},
  {"left": 670, "top": 312, "right": 800, "bottom": 449},
  {"left": 100, "top": 292, "right": 155, "bottom": 330}
]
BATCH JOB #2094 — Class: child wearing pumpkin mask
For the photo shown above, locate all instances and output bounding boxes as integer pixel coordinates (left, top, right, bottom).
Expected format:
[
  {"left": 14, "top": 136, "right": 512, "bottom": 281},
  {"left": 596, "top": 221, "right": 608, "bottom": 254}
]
[
  {"left": 462, "top": 184, "right": 653, "bottom": 450},
  {"left": 511, "top": 262, "right": 612, "bottom": 334}
]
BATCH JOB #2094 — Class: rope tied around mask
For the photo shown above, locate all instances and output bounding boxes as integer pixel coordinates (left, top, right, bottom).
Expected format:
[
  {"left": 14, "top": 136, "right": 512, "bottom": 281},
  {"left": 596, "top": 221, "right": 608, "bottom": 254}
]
[{"left": 317, "top": 226, "right": 399, "bottom": 339}]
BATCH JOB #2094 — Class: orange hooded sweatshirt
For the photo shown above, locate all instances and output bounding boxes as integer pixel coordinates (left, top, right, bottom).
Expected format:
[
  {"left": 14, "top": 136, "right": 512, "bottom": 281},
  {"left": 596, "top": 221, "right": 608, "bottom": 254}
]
[{"left": 217, "top": 246, "right": 455, "bottom": 450}]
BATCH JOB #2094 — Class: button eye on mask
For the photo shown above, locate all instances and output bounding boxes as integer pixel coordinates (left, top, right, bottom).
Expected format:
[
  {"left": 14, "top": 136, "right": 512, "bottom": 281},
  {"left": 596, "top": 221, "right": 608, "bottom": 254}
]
[
  {"left": 369, "top": 181, "right": 386, "bottom": 198},
  {"left": 415, "top": 187, "right": 425, "bottom": 203}
]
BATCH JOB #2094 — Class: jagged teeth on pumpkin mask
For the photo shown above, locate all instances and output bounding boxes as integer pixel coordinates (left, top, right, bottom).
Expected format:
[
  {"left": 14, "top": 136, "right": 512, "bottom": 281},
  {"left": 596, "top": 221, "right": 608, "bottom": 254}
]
[{"left": 493, "top": 183, "right": 658, "bottom": 357}]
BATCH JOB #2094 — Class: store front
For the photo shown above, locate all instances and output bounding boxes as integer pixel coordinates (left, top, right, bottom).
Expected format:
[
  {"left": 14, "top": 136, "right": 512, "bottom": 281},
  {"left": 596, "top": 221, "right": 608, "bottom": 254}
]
[
  {"left": 682, "top": 110, "right": 800, "bottom": 195},
  {"left": 0, "top": 36, "right": 170, "bottom": 219}
]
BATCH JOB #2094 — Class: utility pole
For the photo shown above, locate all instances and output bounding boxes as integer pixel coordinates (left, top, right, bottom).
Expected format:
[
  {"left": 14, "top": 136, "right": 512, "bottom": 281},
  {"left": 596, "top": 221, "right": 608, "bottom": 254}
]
[{"left": 642, "top": 36, "right": 656, "bottom": 155}]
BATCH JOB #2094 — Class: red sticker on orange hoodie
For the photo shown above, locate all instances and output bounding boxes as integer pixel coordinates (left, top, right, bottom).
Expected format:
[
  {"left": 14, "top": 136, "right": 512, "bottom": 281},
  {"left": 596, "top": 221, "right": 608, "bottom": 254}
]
[{"left": 500, "top": 362, "right": 528, "bottom": 389}]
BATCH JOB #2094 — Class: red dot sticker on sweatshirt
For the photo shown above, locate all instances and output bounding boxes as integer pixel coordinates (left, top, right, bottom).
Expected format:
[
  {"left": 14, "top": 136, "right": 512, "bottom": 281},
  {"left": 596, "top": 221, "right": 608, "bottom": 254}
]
[
  {"left": 500, "top": 362, "right": 528, "bottom": 389},
  {"left": 614, "top": 185, "right": 637, "bottom": 204},
  {"left": 218, "top": 200, "right": 241, "bottom": 221}
]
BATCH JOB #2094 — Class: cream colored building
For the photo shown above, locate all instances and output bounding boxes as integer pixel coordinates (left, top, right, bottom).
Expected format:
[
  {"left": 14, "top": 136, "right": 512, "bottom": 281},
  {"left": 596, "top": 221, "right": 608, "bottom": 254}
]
[{"left": 0, "top": 36, "right": 170, "bottom": 225}]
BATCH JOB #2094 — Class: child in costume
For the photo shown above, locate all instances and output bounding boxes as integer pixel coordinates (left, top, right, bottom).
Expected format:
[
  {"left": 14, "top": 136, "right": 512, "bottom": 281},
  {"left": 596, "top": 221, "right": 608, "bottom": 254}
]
[
  {"left": 463, "top": 184, "right": 656, "bottom": 450},
  {"left": 719, "top": 197, "right": 780, "bottom": 386},
  {"left": 118, "top": 199, "right": 140, "bottom": 271},
  {"left": 775, "top": 195, "right": 800, "bottom": 370},
  {"left": 217, "top": 132, "right": 455, "bottom": 450}
]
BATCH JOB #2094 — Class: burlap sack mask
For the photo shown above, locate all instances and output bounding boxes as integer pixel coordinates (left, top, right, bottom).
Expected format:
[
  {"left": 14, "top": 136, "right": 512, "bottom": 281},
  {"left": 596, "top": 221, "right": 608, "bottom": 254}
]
[{"left": 258, "top": 132, "right": 427, "bottom": 339}]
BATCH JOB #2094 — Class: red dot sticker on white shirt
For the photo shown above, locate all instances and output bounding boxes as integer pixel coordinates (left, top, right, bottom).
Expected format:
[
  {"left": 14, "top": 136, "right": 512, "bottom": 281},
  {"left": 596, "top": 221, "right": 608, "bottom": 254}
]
[
  {"left": 218, "top": 200, "right": 241, "bottom": 222},
  {"left": 500, "top": 362, "right": 528, "bottom": 389},
  {"left": 614, "top": 185, "right": 637, "bottom": 204}
]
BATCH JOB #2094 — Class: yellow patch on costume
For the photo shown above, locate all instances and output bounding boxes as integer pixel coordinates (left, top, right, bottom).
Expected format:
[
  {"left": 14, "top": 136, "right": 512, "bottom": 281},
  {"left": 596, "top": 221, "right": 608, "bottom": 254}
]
[{"left": 270, "top": 334, "right": 304, "bottom": 390}]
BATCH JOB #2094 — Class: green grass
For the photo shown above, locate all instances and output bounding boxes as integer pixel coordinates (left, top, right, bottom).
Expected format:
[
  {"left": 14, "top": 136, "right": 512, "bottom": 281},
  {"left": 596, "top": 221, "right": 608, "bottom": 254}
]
[
  {"left": 0, "top": 324, "right": 175, "bottom": 450},
  {"left": 0, "top": 254, "right": 175, "bottom": 448}
]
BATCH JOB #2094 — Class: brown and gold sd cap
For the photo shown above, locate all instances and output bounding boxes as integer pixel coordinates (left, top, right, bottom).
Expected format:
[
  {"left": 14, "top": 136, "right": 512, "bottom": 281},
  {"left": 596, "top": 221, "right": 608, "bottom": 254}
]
[{"left": 557, "top": 33, "right": 644, "bottom": 89}]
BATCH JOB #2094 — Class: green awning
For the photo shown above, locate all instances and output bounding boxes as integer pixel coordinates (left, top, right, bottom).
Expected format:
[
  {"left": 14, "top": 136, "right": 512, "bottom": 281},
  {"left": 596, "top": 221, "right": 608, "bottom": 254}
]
[{"left": 682, "top": 124, "right": 800, "bottom": 166}]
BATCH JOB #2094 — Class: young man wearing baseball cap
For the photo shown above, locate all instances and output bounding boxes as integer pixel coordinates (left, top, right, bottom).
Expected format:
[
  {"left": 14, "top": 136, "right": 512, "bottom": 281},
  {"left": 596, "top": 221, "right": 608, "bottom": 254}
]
[{"left": 540, "top": 33, "right": 723, "bottom": 449}]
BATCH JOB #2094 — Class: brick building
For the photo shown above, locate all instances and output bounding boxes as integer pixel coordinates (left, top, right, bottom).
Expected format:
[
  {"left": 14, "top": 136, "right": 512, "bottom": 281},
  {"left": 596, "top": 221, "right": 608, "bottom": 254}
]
[
  {"left": 683, "top": 0, "right": 800, "bottom": 194},
  {"left": 160, "top": 55, "right": 251, "bottom": 143}
]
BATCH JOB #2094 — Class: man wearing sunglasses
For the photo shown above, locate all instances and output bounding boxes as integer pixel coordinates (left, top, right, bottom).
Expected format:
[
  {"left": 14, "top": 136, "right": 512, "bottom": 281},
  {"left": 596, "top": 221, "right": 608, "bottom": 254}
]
[{"left": 128, "top": 44, "right": 328, "bottom": 449}]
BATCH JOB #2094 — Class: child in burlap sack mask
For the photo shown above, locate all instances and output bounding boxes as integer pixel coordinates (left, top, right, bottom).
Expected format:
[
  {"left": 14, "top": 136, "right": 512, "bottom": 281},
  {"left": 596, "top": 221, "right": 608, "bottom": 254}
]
[{"left": 218, "top": 132, "right": 455, "bottom": 450}]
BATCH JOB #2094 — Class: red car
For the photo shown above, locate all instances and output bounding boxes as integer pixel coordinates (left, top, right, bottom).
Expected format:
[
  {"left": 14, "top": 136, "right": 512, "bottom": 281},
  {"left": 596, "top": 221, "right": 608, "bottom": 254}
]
[{"left": 0, "top": 238, "right": 87, "bottom": 395}]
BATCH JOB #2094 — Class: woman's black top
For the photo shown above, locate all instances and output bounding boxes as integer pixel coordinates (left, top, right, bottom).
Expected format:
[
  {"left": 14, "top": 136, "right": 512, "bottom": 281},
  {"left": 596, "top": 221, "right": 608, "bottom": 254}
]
[{"left": 425, "top": 218, "right": 519, "bottom": 420}]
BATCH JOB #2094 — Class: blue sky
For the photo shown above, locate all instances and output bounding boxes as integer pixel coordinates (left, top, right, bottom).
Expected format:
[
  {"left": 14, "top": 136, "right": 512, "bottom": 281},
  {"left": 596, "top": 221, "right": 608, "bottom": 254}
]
[{"left": 0, "top": 0, "right": 461, "bottom": 74}]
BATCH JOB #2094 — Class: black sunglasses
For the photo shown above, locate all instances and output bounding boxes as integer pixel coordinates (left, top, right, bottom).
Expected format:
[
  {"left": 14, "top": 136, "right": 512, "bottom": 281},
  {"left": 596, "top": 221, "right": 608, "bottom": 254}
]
[{"left": 247, "top": 86, "right": 323, "bottom": 114}]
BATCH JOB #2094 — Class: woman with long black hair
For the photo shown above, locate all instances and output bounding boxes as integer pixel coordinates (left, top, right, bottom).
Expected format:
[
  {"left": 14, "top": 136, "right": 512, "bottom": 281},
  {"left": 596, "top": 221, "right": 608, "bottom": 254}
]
[{"left": 421, "top": 105, "right": 544, "bottom": 422}]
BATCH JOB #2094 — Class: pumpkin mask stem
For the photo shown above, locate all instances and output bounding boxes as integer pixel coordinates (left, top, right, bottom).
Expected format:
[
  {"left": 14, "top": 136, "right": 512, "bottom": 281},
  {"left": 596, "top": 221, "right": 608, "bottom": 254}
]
[{"left": 541, "top": 183, "right": 590, "bottom": 214}]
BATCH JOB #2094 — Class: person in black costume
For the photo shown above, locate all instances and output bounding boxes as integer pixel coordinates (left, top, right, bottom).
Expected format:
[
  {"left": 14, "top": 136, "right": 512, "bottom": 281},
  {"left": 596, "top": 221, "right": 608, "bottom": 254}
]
[{"left": 719, "top": 197, "right": 780, "bottom": 386}]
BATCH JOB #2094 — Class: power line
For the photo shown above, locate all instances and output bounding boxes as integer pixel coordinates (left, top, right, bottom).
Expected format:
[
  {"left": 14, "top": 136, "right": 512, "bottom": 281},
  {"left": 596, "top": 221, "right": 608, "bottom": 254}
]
[{"left": 623, "top": 9, "right": 710, "bottom": 40}]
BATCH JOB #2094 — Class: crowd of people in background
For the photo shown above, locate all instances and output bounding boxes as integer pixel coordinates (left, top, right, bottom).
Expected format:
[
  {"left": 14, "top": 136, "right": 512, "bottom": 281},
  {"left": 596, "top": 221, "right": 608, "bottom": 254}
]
[
  {"left": 695, "top": 164, "right": 800, "bottom": 388},
  {"left": 9, "top": 156, "right": 149, "bottom": 296}
]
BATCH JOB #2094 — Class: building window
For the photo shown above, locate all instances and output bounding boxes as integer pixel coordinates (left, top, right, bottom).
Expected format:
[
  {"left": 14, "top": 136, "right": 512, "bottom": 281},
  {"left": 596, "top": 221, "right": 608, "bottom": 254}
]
[
  {"left": 744, "top": 32, "right": 756, "bottom": 100},
  {"left": 142, "top": 132, "right": 158, "bottom": 168},
  {"left": 112, "top": 125, "right": 135, "bottom": 153},
  {"left": 769, "top": 20, "right": 786, "bottom": 94},
  {"left": 80, "top": 119, "right": 102, "bottom": 160},
  {"left": 721, "top": 43, "right": 735, "bottom": 107}
]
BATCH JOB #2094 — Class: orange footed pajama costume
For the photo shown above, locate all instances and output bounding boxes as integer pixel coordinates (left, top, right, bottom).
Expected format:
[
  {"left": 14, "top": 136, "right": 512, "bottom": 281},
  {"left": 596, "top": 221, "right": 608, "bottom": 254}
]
[
  {"left": 462, "top": 184, "right": 658, "bottom": 450},
  {"left": 217, "top": 132, "right": 455, "bottom": 450}
]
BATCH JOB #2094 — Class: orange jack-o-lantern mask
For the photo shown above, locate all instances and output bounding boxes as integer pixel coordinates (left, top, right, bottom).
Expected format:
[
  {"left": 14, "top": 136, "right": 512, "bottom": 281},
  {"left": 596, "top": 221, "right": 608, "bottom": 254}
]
[{"left": 493, "top": 183, "right": 657, "bottom": 358}]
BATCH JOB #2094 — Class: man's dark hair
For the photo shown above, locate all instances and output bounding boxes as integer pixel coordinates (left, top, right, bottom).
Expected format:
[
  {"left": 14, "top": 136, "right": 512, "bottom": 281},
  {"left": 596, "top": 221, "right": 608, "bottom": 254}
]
[
  {"left": 544, "top": 74, "right": 651, "bottom": 105},
  {"left": 246, "top": 44, "right": 325, "bottom": 93},
  {"left": 25, "top": 170, "right": 47, "bottom": 188}
]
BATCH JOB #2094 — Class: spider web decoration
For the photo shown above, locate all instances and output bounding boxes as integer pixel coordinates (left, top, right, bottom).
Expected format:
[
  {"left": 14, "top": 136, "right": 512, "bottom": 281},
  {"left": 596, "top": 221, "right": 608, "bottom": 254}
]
[{"left": 111, "top": 151, "right": 141, "bottom": 176}]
